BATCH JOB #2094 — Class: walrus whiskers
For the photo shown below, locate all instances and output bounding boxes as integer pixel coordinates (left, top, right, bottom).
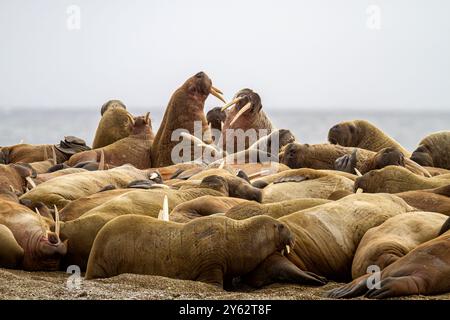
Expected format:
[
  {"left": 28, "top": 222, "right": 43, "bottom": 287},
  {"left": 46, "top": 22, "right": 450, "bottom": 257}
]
[
  {"left": 221, "top": 96, "right": 244, "bottom": 112},
  {"left": 230, "top": 102, "right": 252, "bottom": 126}
]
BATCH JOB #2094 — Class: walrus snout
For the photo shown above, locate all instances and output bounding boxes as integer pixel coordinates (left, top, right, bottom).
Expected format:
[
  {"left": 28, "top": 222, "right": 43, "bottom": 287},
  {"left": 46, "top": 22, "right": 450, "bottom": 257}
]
[
  {"left": 375, "top": 147, "right": 405, "bottom": 168},
  {"left": 276, "top": 223, "right": 295, "bottom": 254}
]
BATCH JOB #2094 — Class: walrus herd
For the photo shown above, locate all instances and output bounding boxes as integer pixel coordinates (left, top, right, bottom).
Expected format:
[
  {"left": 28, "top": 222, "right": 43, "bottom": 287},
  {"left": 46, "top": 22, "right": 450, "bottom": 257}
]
[{"left": 1, "top": 71, "right": 450, "bottom": 299}]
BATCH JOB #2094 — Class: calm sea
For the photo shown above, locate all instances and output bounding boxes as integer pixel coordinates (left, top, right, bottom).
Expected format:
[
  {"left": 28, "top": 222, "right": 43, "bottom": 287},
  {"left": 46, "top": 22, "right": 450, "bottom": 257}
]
[{"left": 1, "top": 108, "right": 449, "bottom": 152}]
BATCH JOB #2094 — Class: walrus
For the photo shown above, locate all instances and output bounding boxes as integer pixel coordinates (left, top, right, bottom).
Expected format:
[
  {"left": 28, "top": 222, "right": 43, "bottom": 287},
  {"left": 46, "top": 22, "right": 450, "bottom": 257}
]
[
  {"left": 281, "top": 143, "right": 429, "bottom": 177},
  {"left": 68, "top": 113, "right": 154, "bottom": 169},
  {"left": 326, "top": 224, "right": 450, "bottom": 299},
  {"left": 225, "top": 198, "right": 331, "bottom": 220},
  {"left": 351, "top": 211, "right": 448, "bottom": 279},
  {"left": 206, "top": 106, "right": 227, "bottom": 132},
  {"left": 60, "top": 175, "right": 258, "bottom": 270},
  {"left": 30, "top": 168, "right": 87, "bottom": 186},
  {"left": 241, "top": 193, "right": 414, "bottom": 287},
  {"left": 0, "top": 137, "right": 90, "bottom": 165},
  {"left": 85, "top": 214, "right": 294, "bottom": 288},
  {"left": 411, "top": 131, "right": 450, "bottom": 169},
  {"left": 220, "top": 89, "right": 275, "bottom": 153},
  {"left": 170, "top": 196, "right": 250, "bottom": 223},
  {"left": 328, "top": 119, "right": 410, "bottom": 156},
  {"left": 354, "top": 165, "right": 450, "bottom": 194},
  {"left": 0, "top": 199, "right": 66, "bottom": 270},
  {"left": 394, "top": 185, "right": 450, "bottom": 216},
  {"left": 92, "top": 100, "right": 134, "bottom": 149},
  {"left": 151, "top": 72, "right": 225, "bottom": 167},
  {"left": 20, "top": 165, "right": 157, "bottom": 209},
  {"left": 0, "top": 163, "right": 36, "bottom": 195}
]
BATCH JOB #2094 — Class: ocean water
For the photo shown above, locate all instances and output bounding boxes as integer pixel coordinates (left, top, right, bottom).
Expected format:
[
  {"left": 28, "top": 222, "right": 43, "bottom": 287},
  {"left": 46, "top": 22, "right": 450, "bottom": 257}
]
[{"left": 0, "top": 108, "right": 449, "bottom": 152}]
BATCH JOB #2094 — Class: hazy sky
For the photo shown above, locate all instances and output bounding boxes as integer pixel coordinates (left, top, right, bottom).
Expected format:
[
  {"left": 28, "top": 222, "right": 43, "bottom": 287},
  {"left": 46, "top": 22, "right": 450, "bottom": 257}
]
[{"left": 1, "top": 0, "right": 449, "bottom": 111}]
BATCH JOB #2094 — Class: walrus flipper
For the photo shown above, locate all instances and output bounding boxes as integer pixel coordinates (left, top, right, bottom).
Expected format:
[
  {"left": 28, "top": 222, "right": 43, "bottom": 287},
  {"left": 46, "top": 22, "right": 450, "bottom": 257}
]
[
  {"left": 324, "top": 275, "right": 370, "bottom": 299},
  {"left": 243, "top": 253, "right": 327, "bottom": 288},
  {"left": 334, "top": 149, "right": 358, "bottom": 174}
]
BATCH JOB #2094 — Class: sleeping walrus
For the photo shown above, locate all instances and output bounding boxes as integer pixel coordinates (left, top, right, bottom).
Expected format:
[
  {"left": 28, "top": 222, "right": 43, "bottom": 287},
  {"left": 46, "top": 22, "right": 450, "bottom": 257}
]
[
  {"left": 85, "top": 215, "right": 294, "bottom": 289},
  {"left": 328, "top": 119, "right": 410, "bottom": 156},
  {"left": 151, "top": 72, "right": 225, "bottom": 167},
  {"left": 411, "top": 131, "right": 450, "bottom": 169}
]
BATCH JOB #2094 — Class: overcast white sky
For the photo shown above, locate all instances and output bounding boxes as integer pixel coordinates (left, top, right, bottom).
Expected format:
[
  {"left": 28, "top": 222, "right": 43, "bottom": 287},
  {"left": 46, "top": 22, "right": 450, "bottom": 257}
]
[{"left": 0, "top": 0, "right": 449, "bottom": 111}]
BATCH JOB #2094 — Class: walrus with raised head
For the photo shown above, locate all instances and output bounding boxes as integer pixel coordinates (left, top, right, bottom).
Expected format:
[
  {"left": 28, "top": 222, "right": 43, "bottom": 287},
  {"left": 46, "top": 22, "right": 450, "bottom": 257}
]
[
  {"left": 241, "top": 193, "right": 414, "bottom": 287},
  {"left": 68, "top": 113, "right": 154, "bottom": 169},
  {"left": 85, "top": 214, "right": 294, "bottom": 288},
  {"left": 328, "top": 119, "right": 410, "bottom": 156},
  {"left": 151, "top": 72, "right": 226, "bottom": 167},
  {"left": 411, "top": 131, "right": 450, "bottom": 169},
  {"left": 326, "top": 218, "right": 450, "bottom": 299},
  {"left": 220, "top": 88, "right": 274, "bottom": 153},
  {"left": 351, "top": 211, "right": 448, "bottom": 279},
  {"left": 355, "top": 165, "right": 450, "bottom": 194}
]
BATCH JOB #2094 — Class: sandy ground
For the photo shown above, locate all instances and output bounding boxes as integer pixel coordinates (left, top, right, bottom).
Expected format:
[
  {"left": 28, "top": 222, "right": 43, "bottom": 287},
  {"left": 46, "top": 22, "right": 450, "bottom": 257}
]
[{"left": 1, "top": 268, "right": 449, "bottom": 300}]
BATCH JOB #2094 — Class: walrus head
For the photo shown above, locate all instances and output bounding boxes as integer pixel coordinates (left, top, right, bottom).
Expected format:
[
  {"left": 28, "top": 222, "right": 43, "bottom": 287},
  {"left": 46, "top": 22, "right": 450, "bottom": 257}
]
[
  {"left": 206, "top": 107, "right": 227, "bottom": 131},
  {"left": 279, "top": 142, "right": 306, "bottom": 169},
  {"left": 411, "top": 145, "right": 434, "bottom": 167},
  {"left": 100, "top": 99, "right": 126, "bottom": 116},
  {"left": 221, "top": 88, "right": 263, "bottom": 127},
  {"left": 200, "top": 174, "right": 262, "bottom": 202},
  {"left": 131, "top": 112, "right": 153, "bottom": 136},
  {"left": 328, "top": 121, "right": 361, "bottom": 147},
  {"left": 183, "top": 72, "right": 226, "bottom": 104}
]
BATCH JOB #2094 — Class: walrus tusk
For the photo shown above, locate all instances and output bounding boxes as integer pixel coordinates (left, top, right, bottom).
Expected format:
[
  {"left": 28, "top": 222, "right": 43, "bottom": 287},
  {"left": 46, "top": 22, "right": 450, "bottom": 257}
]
[
  {"left": 51, "top": 145, "right": 57, "bottom": 165},
  {"left": 220, "top": 96, "right": 244, "bottom": 112},
  {"left": 281, "top": 249, "right": 285, "bottom": 256},
  {"left": 356, "top": 188, "right": 364, "bottom": 194},
  {"left": 218, "top": 160, "right": 225, "bottom": 169},
  {"left": 404, "top": 158, "right": 432, "bottom": 178},
  {"left": 53, "top": 205, "right": 60, "bottom": 238},
  {"left": 209, "top": 87, "right": 226, "bottom": 104},
  {"left": 230, "top": 102, "right": 252, "bottom": 126},
  {"left": 286, "top": 245, "right": 291, "bottom": 255},
  {"left": 35, "top": 208, "right": 47, "bottom": 236},
  {"left": 98, "top": 150, "right": 105, "bottom": 171},
  {"left": 158, "top": 195, "right": 169, "bottom": 221},
  {"left": 211, "top": 86, "right": 223, "bottom": 95},
  {"left": 354, "top": 168, "right": 363, "bottom": 177},
  {"left": 26, "top": 177, "right": 36, "bottom": 189},
  {"left": 149, "top": 172, "right": 159, "bottom": 180},
  {"left": 248, "top": 170, "right": 271, "bottom": 179},
  {"left": 149, "top": 184, "right": 171, "bottom": 189},
  {"left": 144, "top": 112, "right": 150, "bottom": 124},
  {"left": 9, "top": 185, "right": 15, "bottom": 193},
  {"left": 126, "top": 112, "right": 135, "bottom": 126}
]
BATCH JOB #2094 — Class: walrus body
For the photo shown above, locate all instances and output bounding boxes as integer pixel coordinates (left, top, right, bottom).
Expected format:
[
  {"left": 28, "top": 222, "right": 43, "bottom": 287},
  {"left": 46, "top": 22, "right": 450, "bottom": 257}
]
[
  {"left": 151, "top": 72, "right": 224, "bottom": 167},
  {"left": 0, "top": 163, "right": 36, "bottom": 195},
  {"left": 326, "top": 227, "right": 450, "bottom": 299},
  {"left": 225, "top": 198, "right": 331, "bottom": 220},
  {"left": 328, "top": 120, "right": 410, "bottom": 156},
  {"left": 20, "top": 165, "right": 154, "bottom": 209},
  {"left": 351, "top": 211, "right": 447, "bottom": 278},
  {"left": 395, "top": 185, "right": 450, "bottom": 216},
  {"left": 242, "top": 194, "right": 414, "bottom": 287},
  {"left": 31, "top": 168, "right": 87, "bottom": 186},
  {"left": 411, "top": 131, "right": 450, "bottom": 169},
  {"left": 0, "top": 199, "right": 66, "bottom": 270},
  {"left": 355, "top": 166, "right": 450, "bottom": 193},
  {"left": 85, "top": 215, "right": 294, "bottom": 288},
  {"left": 92, "top": 100, "right": 134, "bottom": 149},
  {"left": 69, "top": 114, "right": 154, "bottom": 169}
]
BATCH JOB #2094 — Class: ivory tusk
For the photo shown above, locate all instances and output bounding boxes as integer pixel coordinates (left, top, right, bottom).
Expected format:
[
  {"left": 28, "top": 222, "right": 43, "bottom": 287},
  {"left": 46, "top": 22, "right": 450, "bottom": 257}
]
[
  {"left": 98, "top": 150, "right": 105, "bottom": 171},
  {"left": 221, "top": 96, "right": 244, "bottom": 112},
  {"left": 211, "top": 86, "right": 223, "bottom": 95},
  {"left": 35, "top": 208, "right": 47, "bottom": 236},
  {"left": 230, "top": 102, "right": 252, "bottom": 126},
  {"left": 158, "top": 195, "right": 169, "bottom": 221},
  {"left": 356, "top": 188, "right": 364, "bottom": 194},
  {"left": 354, "top": 168, "right": 363, "bottom": 177},
  {"left": 286, "top": 245, "right": 291, "bottom": 255},
  {"left": 248, "top": 170, "right": 271, "bottom": 179},
  {"left": 404, "top": 158, "right": 432, "bottom": 178},
  {"left": 209, "top": 87, "right": 226, "bottom": 104},
  {"left": 218, "top": 160, "right": 225, "bottom": 169},
  {"left": 149, "top": 172, "right": 159, "bottom": 180},
  {"left": 26, "top": 177, "right": 36, "bottom": 189},
  {"left": 51, "top": 145, "right": 57, "bottom": 165},
  {"left": 53, "top": 205, "right": 60, "bottom": 238},
  {"left": 126, "top": 112, "right": 135, "bottom": 126}
]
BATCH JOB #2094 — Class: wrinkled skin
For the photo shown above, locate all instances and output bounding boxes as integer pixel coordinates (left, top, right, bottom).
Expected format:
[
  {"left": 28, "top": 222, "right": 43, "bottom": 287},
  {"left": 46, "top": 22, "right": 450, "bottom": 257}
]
[
  {"left": 151, "top": 72, "right": 216, "bottom": 167},
  {"left": 92, "top": 100, "right": 133, "bottom": 149},
  {"left": 242, "top": 194, "right": 413, "bottom": 287},
  {"left": 20, "top": 165, "right": 156, "bottom": 209},
  {"left": 411, "top": 131, "right": 450, "bottom": 169},
  {"left": 354, "top": 165, "right": 450, "bottom": 193},
  {"left": 69, "top": 115, "right": 155, "bottom": 169},
  {"left": 0, "top": 163, "right": 36, "bottom": 196},
  {"left": 351, "top": 211, "right": 447, "bottom": 279},
  {"left": 326, "top": 229, "right": 450, "bottom": 299},
  {"left": 328, "top": 120, "right": 410, "bottom": 156},
  {"left": 85, "top": 215, "right": 294, "bottom": 289},
  {"left": 31, "top": 168, "right": 86, "bottom": 186},
  {"left": 0, "top": 144, "right": 69, "bottom": 164},
  {"left": 0, "top": 199, "right": 66, "bottom": 270},
  {"left": 225, "top": 198, "right": 331, "bottom": 220},
  {"left": 60, "top": 175, "right": 258, "bottom": 270},
  {"left": 222, "top": 89, "right": 274, "bottom": 153},
  {"left": 170, "top": 196, "right": 249, "bottom": 223},
  {"left": 395, "top": 185, "right": 450, "bottom": 216}
]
